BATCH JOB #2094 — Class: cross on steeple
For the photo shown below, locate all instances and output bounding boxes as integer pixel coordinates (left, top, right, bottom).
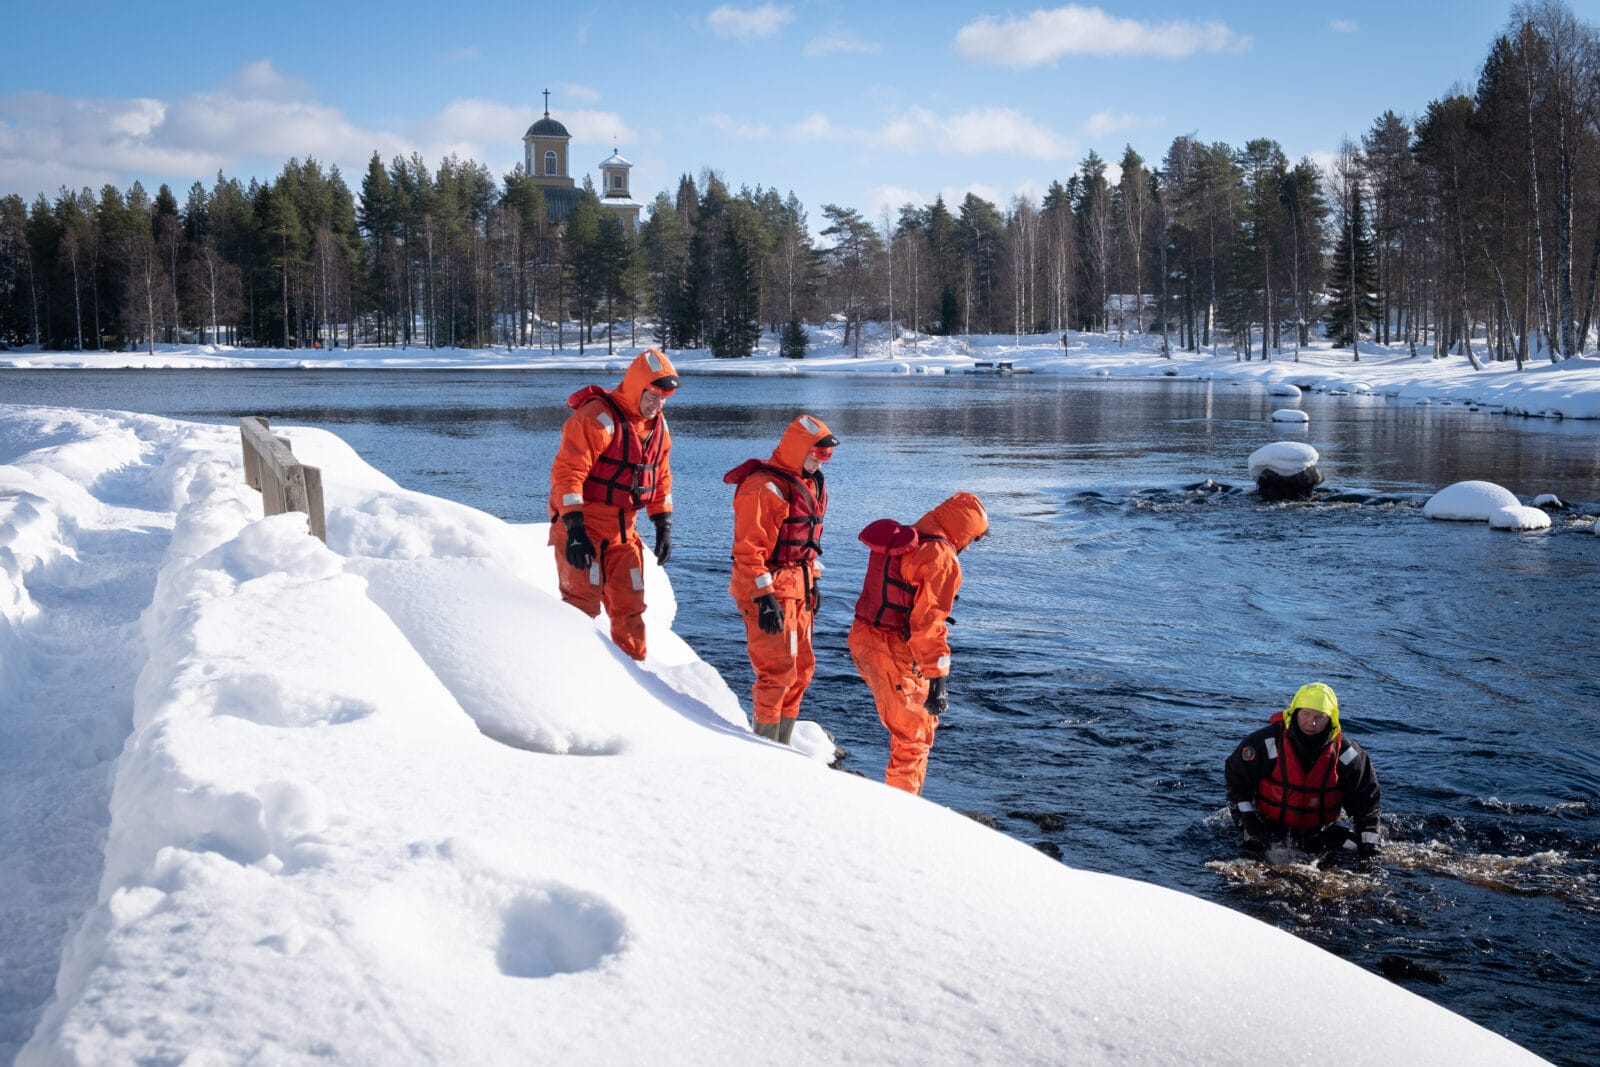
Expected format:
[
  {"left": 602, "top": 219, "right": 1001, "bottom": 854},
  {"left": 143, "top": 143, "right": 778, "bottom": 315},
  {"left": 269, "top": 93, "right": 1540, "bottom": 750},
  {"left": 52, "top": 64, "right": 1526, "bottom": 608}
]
[{"left": 542, "top": 88, "right": 550, "bottom": 116}]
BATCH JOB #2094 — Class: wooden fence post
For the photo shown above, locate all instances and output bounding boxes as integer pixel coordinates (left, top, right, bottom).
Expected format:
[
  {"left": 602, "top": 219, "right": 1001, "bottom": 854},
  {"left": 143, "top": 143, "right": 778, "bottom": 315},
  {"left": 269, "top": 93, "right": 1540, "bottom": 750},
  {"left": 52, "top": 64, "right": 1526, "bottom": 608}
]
[{"left": 239, "top": 417, "right": 327, "bottom": 543}]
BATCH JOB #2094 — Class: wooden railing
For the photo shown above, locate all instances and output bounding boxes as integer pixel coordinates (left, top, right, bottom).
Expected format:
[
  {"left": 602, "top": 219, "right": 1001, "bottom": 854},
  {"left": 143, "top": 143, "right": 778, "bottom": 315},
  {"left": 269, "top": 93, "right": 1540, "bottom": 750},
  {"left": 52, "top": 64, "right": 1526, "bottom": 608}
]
[{"left": 239, "top": 417, "right": 326, "bottom": 542}]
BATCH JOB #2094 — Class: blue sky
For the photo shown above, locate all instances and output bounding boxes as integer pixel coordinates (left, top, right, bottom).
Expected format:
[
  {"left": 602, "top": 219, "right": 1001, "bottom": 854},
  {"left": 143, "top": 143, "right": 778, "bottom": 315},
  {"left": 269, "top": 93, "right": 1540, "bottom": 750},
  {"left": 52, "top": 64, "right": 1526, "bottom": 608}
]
[{"left": 0, "top": 1, "right": 1568, "bottom": 222}]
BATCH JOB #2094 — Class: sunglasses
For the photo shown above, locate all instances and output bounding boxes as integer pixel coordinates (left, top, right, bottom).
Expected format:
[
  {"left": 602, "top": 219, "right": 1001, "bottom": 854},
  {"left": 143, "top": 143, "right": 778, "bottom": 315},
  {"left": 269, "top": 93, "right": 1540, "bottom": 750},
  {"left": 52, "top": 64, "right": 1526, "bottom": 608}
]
[{"left": 808, "top": 445, "right": 834, "bottom": 461}]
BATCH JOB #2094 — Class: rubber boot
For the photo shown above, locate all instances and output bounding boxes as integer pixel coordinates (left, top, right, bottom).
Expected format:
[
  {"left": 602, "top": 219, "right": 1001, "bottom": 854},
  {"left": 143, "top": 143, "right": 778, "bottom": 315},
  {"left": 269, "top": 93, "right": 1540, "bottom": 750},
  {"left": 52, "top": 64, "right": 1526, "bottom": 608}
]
[
  {"left": 753, "top": 720, "right": 780, "bottom": 741},
  {"left": 776, "top": 717, "right": 797, "bottom": 745}
]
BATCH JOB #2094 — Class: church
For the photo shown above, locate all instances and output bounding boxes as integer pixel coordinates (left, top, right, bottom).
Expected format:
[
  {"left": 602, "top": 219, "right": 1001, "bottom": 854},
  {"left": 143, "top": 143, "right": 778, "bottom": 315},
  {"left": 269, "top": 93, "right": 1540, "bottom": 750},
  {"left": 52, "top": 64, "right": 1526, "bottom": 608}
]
[{"left": 523, "top": 93, "right": 643, "bottom": 232}]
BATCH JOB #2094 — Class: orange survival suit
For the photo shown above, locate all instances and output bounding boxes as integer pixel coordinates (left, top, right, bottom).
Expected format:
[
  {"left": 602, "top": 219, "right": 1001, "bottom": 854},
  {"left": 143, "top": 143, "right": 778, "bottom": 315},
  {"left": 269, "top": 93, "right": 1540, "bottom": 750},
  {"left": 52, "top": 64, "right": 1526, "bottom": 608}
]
[
  {"left": 724, "top": 414, "right": 838, "bottom": 744},
  {"left": 548, "top": 348, "right": 678, "bottom": 661},
  {"left": 848, "top": 492, "right": 988, "bottom": 794}
]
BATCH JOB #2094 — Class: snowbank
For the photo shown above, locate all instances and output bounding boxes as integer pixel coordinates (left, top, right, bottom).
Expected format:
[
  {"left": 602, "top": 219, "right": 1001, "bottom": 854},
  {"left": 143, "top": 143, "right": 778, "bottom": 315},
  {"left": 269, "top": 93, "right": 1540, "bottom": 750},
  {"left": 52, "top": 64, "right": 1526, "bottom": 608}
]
[
  {"left": 1489, "top": 505, "right": 1553, "bottom": 531},
  {"left": 8, "top": 330, "right": 1600, "bottom": 420},
  {"left": 1423, "top": 480, "right": 1522, "bottom": 521},
  {"left": 3, "top": 406, "right": 1542, "bottom": 1065}
]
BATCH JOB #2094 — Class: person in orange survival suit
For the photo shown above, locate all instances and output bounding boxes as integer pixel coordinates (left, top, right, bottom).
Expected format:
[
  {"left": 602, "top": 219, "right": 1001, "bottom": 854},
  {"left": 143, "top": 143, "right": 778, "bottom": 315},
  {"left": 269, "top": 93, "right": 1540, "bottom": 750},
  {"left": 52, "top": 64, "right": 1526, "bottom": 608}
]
[
  {"left": 548, "top": 348, "right": 678, "bottom": 661},
  {"left": 723, "top": 414, "right": 839, "bottom": 744},
  {"left": 848, "top": 492, "right": 988, "bottom": 794}
]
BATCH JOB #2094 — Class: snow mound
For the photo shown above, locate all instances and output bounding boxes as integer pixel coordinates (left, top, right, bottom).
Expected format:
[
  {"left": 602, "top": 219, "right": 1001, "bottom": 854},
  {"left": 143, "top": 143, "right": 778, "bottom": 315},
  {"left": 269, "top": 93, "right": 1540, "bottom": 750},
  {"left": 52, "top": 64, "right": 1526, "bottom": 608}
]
[
  {"left": 1248, "top": 441, "right": 1319, "bottom": 479},
  {"left": 1423, "top": 481, "right": 1521, "bottom": 521},
  {"left": 1268, "top": 382, "right": 1301, "bottom": 397},
  {"left": 1533, "top": 493, "right": 1564, "bottom": 508},
  {"left": 1271, "top": 409, "right": 1309, "bottom": 423},
  {"left": 1489, "top": 505, "right": 1552, "bottom": 531}
]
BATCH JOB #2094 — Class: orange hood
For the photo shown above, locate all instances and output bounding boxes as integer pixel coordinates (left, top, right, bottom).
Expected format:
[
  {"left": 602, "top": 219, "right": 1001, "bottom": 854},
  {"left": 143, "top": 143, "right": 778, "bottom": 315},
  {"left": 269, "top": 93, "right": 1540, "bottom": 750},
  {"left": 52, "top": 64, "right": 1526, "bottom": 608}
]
[
  {"left": 767, "top": 413, "right": 838, "bottom": 474},
  {"left": 914, "top": 492, "right": 988, "bottom": 550},
  {"left": 613, "top": 348, "right": 679, "bottom": 418}
]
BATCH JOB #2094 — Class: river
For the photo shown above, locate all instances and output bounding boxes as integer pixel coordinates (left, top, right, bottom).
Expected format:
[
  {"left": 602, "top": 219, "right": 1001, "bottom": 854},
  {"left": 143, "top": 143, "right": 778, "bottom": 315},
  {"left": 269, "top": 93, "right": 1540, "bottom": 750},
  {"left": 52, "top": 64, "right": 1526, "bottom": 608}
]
[{"left": 4, "top": 367, "right": 1597, "bottom": 1063}]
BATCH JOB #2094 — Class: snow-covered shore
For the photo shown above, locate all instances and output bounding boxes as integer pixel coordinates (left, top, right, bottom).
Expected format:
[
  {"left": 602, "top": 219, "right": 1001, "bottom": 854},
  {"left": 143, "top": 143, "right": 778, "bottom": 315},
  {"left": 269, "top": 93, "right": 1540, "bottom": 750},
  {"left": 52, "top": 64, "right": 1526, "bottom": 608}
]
[
  {"left": 6, "top": 326, "right": 1600, "bottom": 420},
  {"left": 0, "top": 405, "right": 1544, "bottom": 1064}
]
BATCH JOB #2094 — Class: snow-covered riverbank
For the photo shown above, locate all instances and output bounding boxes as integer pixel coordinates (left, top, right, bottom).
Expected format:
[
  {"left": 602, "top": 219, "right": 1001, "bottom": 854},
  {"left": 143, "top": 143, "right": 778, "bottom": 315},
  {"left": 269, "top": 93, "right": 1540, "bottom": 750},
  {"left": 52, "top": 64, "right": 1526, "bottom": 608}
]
[
  {"left": 0, "top": 404, "right": 1544, "bottom": 1064},
  {"left": 6, "top": 327, "right": 1600, "bottom": 421}
]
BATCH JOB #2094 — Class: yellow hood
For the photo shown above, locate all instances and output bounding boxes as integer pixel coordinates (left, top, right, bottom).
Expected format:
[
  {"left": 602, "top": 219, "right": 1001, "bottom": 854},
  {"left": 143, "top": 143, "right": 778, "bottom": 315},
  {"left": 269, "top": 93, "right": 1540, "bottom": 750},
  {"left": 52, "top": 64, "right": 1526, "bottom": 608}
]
[{"left": 1283, "top": 681, "right": 1341, "bottom": 737}]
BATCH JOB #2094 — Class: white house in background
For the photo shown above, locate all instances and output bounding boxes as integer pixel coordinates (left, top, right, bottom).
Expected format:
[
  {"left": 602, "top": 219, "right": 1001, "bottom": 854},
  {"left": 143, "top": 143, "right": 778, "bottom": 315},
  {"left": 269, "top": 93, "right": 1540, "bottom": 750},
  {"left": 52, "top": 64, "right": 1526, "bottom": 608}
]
[
  {"left": 1105, "top": 293, "right": 1158, "bottom": 334},
  {"left": 521, "top": 91, "right": 643, "bottom": 233}
]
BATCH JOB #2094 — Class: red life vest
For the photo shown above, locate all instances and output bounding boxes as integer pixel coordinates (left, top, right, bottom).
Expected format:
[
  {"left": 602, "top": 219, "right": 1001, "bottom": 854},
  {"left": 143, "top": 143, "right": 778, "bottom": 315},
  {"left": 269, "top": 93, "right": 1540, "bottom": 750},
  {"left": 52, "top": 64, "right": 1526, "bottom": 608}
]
[
  {"left": 723, "top": 460, "right": 828, "bottom": 567},
  {"left": 568, "top": 386, "right": 666, "bottom": 510},
  {"left": 853, "top": 519, "right": 946, "bottom": 637},
  {"left": 1256, "top": 712, "right": 1344, "bottom": 830}
]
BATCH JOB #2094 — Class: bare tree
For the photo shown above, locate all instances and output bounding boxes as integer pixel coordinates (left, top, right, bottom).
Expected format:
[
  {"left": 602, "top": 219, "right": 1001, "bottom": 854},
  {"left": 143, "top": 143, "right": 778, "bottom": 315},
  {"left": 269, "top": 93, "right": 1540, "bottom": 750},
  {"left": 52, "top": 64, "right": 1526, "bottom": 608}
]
[{"left": 1511, "top": 0, "right": 1600, "bottom": 357}]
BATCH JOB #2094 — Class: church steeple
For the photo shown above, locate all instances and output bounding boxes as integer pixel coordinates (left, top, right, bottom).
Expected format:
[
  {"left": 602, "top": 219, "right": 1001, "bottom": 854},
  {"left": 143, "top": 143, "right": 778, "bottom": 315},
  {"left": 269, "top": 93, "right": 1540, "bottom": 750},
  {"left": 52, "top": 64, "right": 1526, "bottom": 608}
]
[
  {"left": 597, "top": 146, "right": 641, "bottom": 233},
  {"left": 523, "top": 93, "right": 573, "bottom": 185}
]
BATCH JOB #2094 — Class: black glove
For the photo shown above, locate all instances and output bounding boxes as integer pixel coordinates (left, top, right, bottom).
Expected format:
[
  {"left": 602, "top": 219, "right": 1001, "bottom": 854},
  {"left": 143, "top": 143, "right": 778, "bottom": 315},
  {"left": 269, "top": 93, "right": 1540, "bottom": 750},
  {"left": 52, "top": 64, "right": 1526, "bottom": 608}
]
[
  {"left": 809, "top": 582, "right": 821, "bottom": 613},
  {"left": 561, "top": 512, "right": 595, "bottom": 570},
  {"left": 1239, "top": 812, "right": 1269, "bottom": 855},
  {"left": 925, "top": 675, "right": 948, "bottom": 716},
  {"left": 756, "top": 594, "right": 783, "bottom": 635},
  {"left": 651, "top": 513, "right": 672, "bottom": 565}
]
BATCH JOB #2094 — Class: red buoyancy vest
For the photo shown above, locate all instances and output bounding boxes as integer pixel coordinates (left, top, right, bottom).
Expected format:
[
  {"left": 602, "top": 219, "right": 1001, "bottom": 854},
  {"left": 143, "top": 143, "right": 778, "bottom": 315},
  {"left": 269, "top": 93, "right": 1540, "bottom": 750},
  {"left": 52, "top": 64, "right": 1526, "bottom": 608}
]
[
  {"left": 1255, "top": 713, "right": 1344, "bottom": 830},
  {"left": 569, "top": 386, "right": 666, "bottom": 510},
  {"left": 853, "top": 519, "right": 946, "bottom": 637},
  {"left": 724, "top": 460, "right": 828, "bottom": 567}
]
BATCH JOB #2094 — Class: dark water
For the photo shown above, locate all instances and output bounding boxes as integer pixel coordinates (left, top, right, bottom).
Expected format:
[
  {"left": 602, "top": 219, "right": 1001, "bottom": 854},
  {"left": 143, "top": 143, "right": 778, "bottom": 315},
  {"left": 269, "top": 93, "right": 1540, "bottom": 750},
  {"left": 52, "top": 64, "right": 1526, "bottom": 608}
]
[{"left": 4, "top": 368, "right": 1598, "bottom": 1062}]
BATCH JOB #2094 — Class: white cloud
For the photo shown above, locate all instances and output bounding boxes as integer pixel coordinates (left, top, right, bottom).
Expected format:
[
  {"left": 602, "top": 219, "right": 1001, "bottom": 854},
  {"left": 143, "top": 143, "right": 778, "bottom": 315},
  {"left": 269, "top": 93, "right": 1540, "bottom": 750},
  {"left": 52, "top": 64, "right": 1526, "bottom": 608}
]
[
  {"left": 940, "top": 182, "right": 1006, "bottom": 208},
  {"left": 1307, "top": 149, "right": 1340, "bottom": 175},
  {"left": 1011, "top": 179, "right": 1047, "bottom": 208},
  {"left": 954, "top": 5, "right": 1250, "bottom": 66},
  {"left": 884, "top": 107, "right": 1075, "bottom": 160},
  {"left": 804, "top": 31, "right": 881, "bottom": 57},
  {"left": 1081, "top": 110, "right": 1161, "bottom": 138},
  {"left": 703, "top": 112, "right": 771, "bottom": 139},
  {"left": 785, "top": 106, "right": 1074, "bottom": 160},
  {"left": 1329, "top": 19, "right": 1359, "bottom": 33},
  {"left": 869, "top": 185, "right": 929, "bottom": 216},
  {"left": 442, "top": 46, "right": 481, "bottom": 63},
  {"left": 223, "top": 58, "right": 311, "bottom": 100},
  {"left": 789, "top": 112, "right": 841, "bottom": 140},
  {"left": 707, "top": 4, "right": 794, "bottom": 41},
  {"left": 0, "top": 64, "right": 638, "bottom": 201},
  {"left": 419, "top": 101, "right": 634, "bottom": 150},
  {"left": 557, "top": 82, "right": 602, "bottom": 104}
]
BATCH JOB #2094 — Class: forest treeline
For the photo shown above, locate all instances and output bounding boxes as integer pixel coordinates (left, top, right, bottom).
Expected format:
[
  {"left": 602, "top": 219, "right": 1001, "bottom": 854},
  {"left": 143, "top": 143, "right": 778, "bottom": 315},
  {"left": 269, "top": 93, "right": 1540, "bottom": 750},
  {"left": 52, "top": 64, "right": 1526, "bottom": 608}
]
[{"left": 2, "top": 0, "right": 1597, "bottom": 365}]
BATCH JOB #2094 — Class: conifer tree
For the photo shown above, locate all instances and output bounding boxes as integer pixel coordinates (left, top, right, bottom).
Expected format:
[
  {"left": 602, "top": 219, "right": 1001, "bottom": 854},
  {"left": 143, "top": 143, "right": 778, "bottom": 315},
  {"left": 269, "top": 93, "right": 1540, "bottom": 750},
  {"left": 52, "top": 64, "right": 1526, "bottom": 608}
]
[
  {"left": 710, "top": 211, "right": 762, "bottom": 358},
  {"left": 564, "top": 182, "right": 602, "bottom": 352},
  {"left": 1326, "top": 177, "right": 1379, "bottom": 350},
  {"left": 820, "top": 203, "right": 881, "bottom": 353},
  {"left": 640, "top": 191, "right": 690, "bottom": 349},
  {"left": 780, "top": 317, "right": 807, "bottom": 358}
]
